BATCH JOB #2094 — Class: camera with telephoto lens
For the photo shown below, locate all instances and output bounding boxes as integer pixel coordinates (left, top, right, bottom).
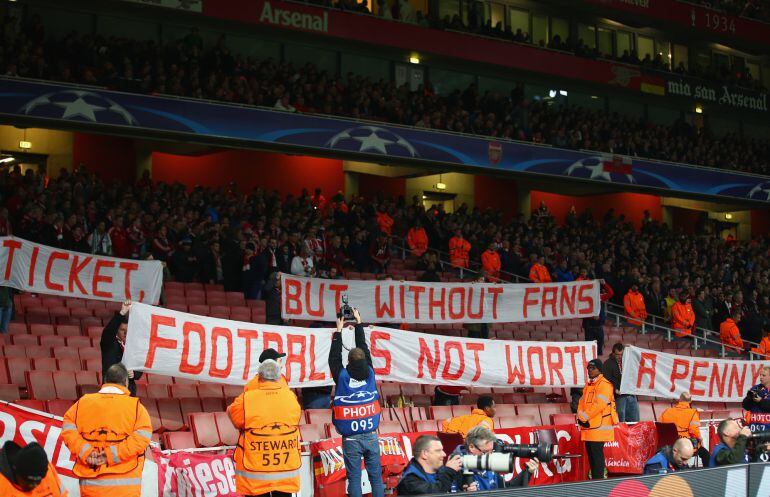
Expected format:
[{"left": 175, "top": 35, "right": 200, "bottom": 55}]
[
  {"left": 339, "top": 294, "right": 355, "bottom": 321},
  {"left": 460, "top": 441, "right": 554, "bottom": 474},
  {"left": 749, "top": 430, "right": 770, "bottom": 462}
]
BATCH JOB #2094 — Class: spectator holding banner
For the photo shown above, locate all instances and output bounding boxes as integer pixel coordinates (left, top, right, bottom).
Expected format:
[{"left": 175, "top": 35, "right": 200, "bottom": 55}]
[
  {"left": 0, "top": 440, "right": 65, "bottom": 496},
  {"left": 603, "top": 343, "right": 638, "bottom": 423},
  {"left": 61, "top": 363, "right": 152, "bottom": 497},
  {"left": 577, "top": 358, "right": 618, "bottom": 479},
  {"left": 227, "top": 351, "right": 302, "bottom": 497},
  {"left": 100, "top": 300, "right": 142, "bottom": 397},
  {"left": 329, "top": 308, "right": 384, "bottom": 497}
]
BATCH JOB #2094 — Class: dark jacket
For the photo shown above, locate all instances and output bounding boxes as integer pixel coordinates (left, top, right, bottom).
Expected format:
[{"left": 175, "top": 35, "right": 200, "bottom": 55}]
[
  {"left": 100, "top": 312, "right": 142, "bottom": 396},
  {"left": 692, "top": 298, "right": 714, "bottom": 332},
  {"left": 603, "top": 356, "right": 622, "bottom": 394},
  {"left": 742, "top": 384, "right": 770, "bottom": 413},
  {"left": 712, "top": 436, "right": 750, "bottom": 467},
  {"left": 262, "top": 275, "right": 283, "bottom": 325},
  {"left": 644, "top": 446, "right": 687, "bottom": 474},
  {"left": 329, "top": 323, "right": 371, "bottom": 384},
  {"left": 396, "top": 458, "right": 459, "bottom": 496}
]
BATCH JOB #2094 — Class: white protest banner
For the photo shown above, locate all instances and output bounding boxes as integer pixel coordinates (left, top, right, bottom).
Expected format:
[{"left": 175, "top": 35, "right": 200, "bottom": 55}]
[
  {"left": 280, "top": 274, "right": 600, "bottom": 323},
  {"left": 620, "top": 346, "right": 766, "bottom": 402},
  {"left": 0, "top": 236, "right": 163, "bottom": 303},
  {"left": 124, "top": 303, "right": 597, "bottom": 388}
]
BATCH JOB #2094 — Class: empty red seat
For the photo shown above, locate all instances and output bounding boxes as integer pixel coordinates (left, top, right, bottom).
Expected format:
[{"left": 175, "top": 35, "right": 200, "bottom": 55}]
[
  {"left": 39, "top": 336, "right": 66, "bottom": 349},
  {"left": 52, "top": 346, "right": 78, "bottom": 360},
  {"left": 57, "top": 358, "right": 81, "bottom": 372},
  {"left": 162, "top": 431, "right": 197, "bottom": 450},
  {"left": 78, "top": 348, "right": 100, "bottom": 361},
  {"left": 429, "top": 406, "right": 453, "bottom": 421},
  {"left": 6, "top": 358, "right": 30, "bottom": 386},
  {"left": 2, "top": 345, "right": 27, "bottom": 358},
  {"left": 300, "top": 424, "right": 327, "bottom": 442},
  {"left": 0, "top": 384, "right": 19, "bottom": 401},
  {"left": 142, "top": 399, "right": 162, "bottom": 433},
  {"left": 86, "top": 326, "right": 103, "bottom": 340},
  {"left": 8, "top": 323, "right": 27, "bottom": 335},
  {"left": 180, "top": 398, "right": 203, "bottom": 423},
  {"left": 52, "top": 372, "right": 79, "bottom": 400},
  {"left": 56, "top": 325, "right": 81, "bottom": 338},
  {"left": 157, "top": 399, "right": 185, "bottom": 431},
  {"left": 66, "top": 337, "right": 91, "bottom": 348},
  {"left": 378, "top": 421, "right": 406, "bottom": 433},
  {"left": 413, "top": 420, "right": 440, "bottom": 432},
  {"left": 200, "top": 398, "right": 225, "bottom": 412},
  {"left": 70, "top": 308, "right": 93, "bottom": 319},
  {"left": 83, "top": 358, "right": 101, "bottom": 372},
  {"left": 15, "top": 399, "right": 45, "bottom": 411},
  {"left": 147, "top": 374, "right": 174, "bottom": 385},
  {"left": 214, "top": 412, "right": 239, "bottom": 446},
  {"left": 638, "top": 402, "right": 656, "bottom": 421},
  {"left": 305, "top": 409, "right": 332, "bottom": 425},
  {"left": 46, "top": 399, "right": 74, "bottom": 417},
  {"left": 190, "top": 412, "right": 219, "bottom": 447},
  {"left": 494, "top": 404, "right": 517, "bottom": 418},
  {"left": 515, "top": 405, "right": 543, "bottom": 425},
  {"left": 145, "top": 384, "right": 170, "bottom": 399},
  {"left": 197, "top": 384, "right": 224, "bottom": 398},
  {"left": 550, "top": 413, "right": 576, "bottom": 425},
  {"left": 11, "top": 335, "right": 38, "bottom": 347},
  {"left": 86, "top": 300, "right": 106, "bottom": 310},
  {"left": 497, "top": 415, "right": 538, "bottom": 429},
  {"left": 538, "top": 403, "right": 570, "bottom": 424},
  {"left": 32, "top": 358, "right": 58, "bottom": 371},
  {"left": 169, "top": 384, "right": 198, "bottom": 398},
  {"left": 26, "top": 371, "right": 57, "bottom": 400},
  {"left": 188, "top": 305, "right": 210, "bottom": 316},
  {"left": 28, "top": 324, "right": 55, "bottom": 336}
]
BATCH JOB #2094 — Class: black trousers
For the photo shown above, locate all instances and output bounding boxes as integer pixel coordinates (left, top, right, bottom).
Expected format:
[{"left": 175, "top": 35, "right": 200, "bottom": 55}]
[
  {"left": 248, "top": 492, "right": 292, "bottom": 497},
  {"left": 585, "top": 441, "right": 606, "bottom": 479},
  {"left": 696, "top": 446, "right": 710, "bottom": 468},
  {"left": 433, "top": 389, "right": 460, "bottom": 406},
  {"left": 584, "top": 326, "right": 605, "bottom": 356}
]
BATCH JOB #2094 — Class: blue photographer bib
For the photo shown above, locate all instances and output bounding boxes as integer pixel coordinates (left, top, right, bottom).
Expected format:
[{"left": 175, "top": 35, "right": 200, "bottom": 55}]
[{"left": 332, "top": 367, "right": 380, "bottom": 436}]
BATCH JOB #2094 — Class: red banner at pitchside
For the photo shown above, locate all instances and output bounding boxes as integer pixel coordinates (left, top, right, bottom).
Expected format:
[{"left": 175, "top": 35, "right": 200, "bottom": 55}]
[
  {"left": 153, "top": 447, "right": 240, "bottom": 497},
  {"left": 620, "top": 346, "right": 763, "bottom": 402},
  {"left": 281, "top": 274, "right": 600, "bottom": 324},
  {"left": 124, "top": 303, "right": 597, "bottom": 388},
  {"left": 0, "top": 236, "right": 163, "bottom": 303}
]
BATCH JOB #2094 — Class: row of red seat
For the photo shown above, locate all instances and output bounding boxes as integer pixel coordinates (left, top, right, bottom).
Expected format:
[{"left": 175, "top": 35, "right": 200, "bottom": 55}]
[
  {"left": 0, "top": 345, "right": 100, "bottom": 361},
  {"left": 15, "top": 295, "right": 122, "bottom": 311},
  {"left": 3, "top": 335, "right": 98, "bottom": 348},
  {"left": 162, "top": 304, "right": 266, "bottom": 322}
]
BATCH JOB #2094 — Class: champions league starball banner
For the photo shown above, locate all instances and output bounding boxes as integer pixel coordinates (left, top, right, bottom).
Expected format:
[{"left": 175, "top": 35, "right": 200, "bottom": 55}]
[{"left": 1, "top": 78, "right": 770, "bottom": 203}]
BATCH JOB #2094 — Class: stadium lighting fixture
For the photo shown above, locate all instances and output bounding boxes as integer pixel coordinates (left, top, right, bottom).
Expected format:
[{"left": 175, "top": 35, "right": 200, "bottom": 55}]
[
  {"left": 590, "top": 95, "right": 599, "bottom": 99},
  {"left": 409, "top": 55, "right": 420, "bottom": 64},
  {"left": 694, "top": 105, "right": 703, "bottom": 114},
  {"left": 0, "top": 157, "right": 15, "bottom": 164},
  {"left": 725, "top": 213, "right": 733, "bottom": 220},
  {"left": 559, "top": 90, "right": 568, "bottom": 96},
  {"left": 548, "top": 90, "right": 557, "bottom": 98},
  {"left": 19, "top": 140, "right": 31, "bottom": 149}
]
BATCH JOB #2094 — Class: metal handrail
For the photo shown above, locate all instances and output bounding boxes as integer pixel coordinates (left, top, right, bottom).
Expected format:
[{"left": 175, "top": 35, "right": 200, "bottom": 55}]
[{"left": 389, "top": 235, "right": 763, "bottom": 360}]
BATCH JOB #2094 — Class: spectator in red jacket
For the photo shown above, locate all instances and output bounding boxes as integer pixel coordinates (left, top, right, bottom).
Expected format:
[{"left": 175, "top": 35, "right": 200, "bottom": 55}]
[
  {"left": 407, "top": 221, "right": 429, "bottom": 257},
  {"left": 481, "top": 243, "right": 501, "bottom": 281}
]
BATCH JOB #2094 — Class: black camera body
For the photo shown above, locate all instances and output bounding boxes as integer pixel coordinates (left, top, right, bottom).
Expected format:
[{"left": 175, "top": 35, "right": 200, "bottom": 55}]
[
  {"left": 339, "top": 294, "right": 355, "bottom": 321},
  {"left": 460, "top": 441, "right": 554, "bottom": 475}
]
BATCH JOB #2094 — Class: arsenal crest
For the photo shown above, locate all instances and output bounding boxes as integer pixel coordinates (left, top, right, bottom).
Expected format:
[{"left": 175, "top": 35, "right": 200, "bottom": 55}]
[{"left": 488, "top": 141, "right": 502, "bottom": 165}]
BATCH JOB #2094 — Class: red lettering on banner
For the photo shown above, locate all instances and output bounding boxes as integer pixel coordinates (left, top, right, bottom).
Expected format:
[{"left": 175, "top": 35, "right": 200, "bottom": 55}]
[
  {"left": 2, "top": 238, "right": 21, "bottom": 280},
  {"left": 709, "top": 362, "right": 727, "bottom": 398},
  {"left": 546, "top": 346, "right": 565, "bottom": 385},
  {"left": 284, "top": 279, "right": 302, "bottom": 316},
  {"left": 262, "top": 332, "right": 283, "bottom": 355},
  {"left": 751, "top": 363, "right": 763, "bottom": 385},
  {"left": 728, "top": 364, "right": 747, "bottom": 399},
  {"left": 560, "top": 286, "right": 576, "bottom": 316},
  {"left": 375, "top": 286, "right": 396, "bottom": 319},
  {"left": 448, "top": 288, "right": 465, "bottom": 320},
  {"left": 488, "top": 287, "right": 502, "bottom": 319},
  {"left": 465, "top": 342, "right": 484, "bottom": 381},
  {"left": 541, "top": 287, "right": 557, "bottom": 317},
  {"left": 417, "top": 338, "right": 440, "bottom": 379},
  {"left": 428, "top": 288, "right": 446, "bottom": 320},
  {"left": 306, "top": 282, "right": 324, "bottom": 317},
  {"left": 92, "top": 260, "right": 115, "bottom": 298},
  {"left": 308, "top": 334, "right": 325, "bottom": 381},
  {"left": 370, "top": 330, "right": 392, "bottom": 376},
  {"left": 329, "top": 284, "right": 348, "bottom": 314},
  {"left": 408, "top": 285, "right": 425, "bottom": 319},
  {"left": 577, "top": 283, "right": 595, "bottom": 315},
  {"left": 209, "top": 327, "right": 233, "bottom": 379},
  {"left": 399, "top": 285, "right": 406, "bottom": 319},
  {"left": 689, "top": 361, "right": 708, "bottom": 396},
  {"left": 669, "top": 358, "right": 690, "bottom": 392},
  {"left": 523, "top": 288, "right": 540, "bottom": 319},
  {"left": 286, "top": 334, "right": 307, "bottom": 382},
  {"left": 636, "top": 352, "right": 657, "bottom": 389},
  {"left": 28, "top": 246, "right": 39, "bottom": 286},
  {"left": 45, "top": 251, "right": 68, "bottom": 292},
  {"left": 564, "top": 346, "right": 580, "bottom": 382},
  {"left": 505, "top": 345, "right": 526, "bottom": 385},
  {"left": 467, "top": 288, "right": 483, "bottom": 319},
  {"left": 119, "top": 261, "right": 139, "bottom": 300},
  {"left": 68, "top": 255, "right": 91, "bottom": 294},
  {"left": 527, "top": 347, "right": 546, "bottom": 386},
  {"left": 145, "top": 314, "right": 178, "bottom": 368},
  {"left": 441, "top": 341, "right": 464, "bottom": 381},
  {"left": 237, "top": 329, "right": 259, "bottom": 380},
  {"left": 180, "top": 322, "right": 206, "bottom": 375}
]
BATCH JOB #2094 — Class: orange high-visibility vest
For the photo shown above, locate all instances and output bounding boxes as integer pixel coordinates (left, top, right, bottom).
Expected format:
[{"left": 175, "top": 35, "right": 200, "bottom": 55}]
[
  {"left": 407, "top": 228, "right": 429, "bottom": 257},
  {"left": 228, "top": 379, "right": 302, "bottom": 495},
  {"left": 441, "top": 409, "right": 494, "bottom": 438},
  {"left": 577, "top": 375, "right": 618, "bottom": 442},
  {"left": 720, "top": 318, "right": 744, "bottom": 350},
  {"left": 481, "top": 250, "right": 501, "bottom": 279},
  {"left": 0, "top": 460, "right": 67, "bottom": 497},
  {"left": 448, "top": 237, "right": 470, "bottom": 268},
  {"left": 671, "top": 302, "right": 695, "bottom": 337},
  {"left": 752, "top": 337, "right": 770, "bottom": 358},
  {"left": 659, "top": 402, "right": 700, "bottom": 440},
  {"left": 529, "top": 263, "right": 551, "bottom": 283},
  {"left": 623, "top": 290, "right": 647, "bottom": 326},
  {"left": 61, "top": 384, "right": 152, "bottom": 497}
]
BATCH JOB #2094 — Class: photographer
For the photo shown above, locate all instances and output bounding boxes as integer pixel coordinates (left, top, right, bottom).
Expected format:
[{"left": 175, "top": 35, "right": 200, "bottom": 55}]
[
  {"left": 329, "top": 307, "right": 384, "bottom": 497},
  {"left": 397, "top": 435, "right": 463, "bottom": 495},
  {"left": 742, "top": 366, "right": 770, "bottom": 415},
  {"left": 643, "top": 438, "right": 694, "bottom": 474},
  {"left": 710, "top": 419, "right": 751, "bottom": 467},
  {"left": 450, "top": 426, "right": 539, "bottom": 490}
]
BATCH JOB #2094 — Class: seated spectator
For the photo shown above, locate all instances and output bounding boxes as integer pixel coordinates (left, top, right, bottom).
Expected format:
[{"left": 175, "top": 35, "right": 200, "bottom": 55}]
[
  {"left": 644, "top": 438, "right": 695, "bottom": 474},
  {"left": 441, "top": 396, "right": 495, "bottom": 438},
  {"left": 720, "top": 309, "right": 744, "bottom": 351}
]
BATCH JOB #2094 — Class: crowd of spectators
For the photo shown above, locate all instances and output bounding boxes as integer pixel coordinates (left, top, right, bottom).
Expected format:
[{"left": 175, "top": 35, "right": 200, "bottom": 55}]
[
  {"left": 2, "top": 163, "right": 769, "bottom": 347},
  {"left": 1, "top": 15, "right": 770, "bottom": 175}
]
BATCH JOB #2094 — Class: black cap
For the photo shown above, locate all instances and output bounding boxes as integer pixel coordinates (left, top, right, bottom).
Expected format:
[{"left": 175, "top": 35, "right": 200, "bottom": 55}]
[
  {"left": 258, "top": 348, "right": 286, "bottom": 363},
  {"left": 8, "top": 441, "right": 48, "bottom": 481},
  {"left": 587, "top": 359, "right": 604, "bottom": 373}
]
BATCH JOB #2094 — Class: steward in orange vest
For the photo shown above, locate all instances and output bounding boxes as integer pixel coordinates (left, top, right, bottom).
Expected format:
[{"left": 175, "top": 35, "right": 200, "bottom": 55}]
[
  {"left": 671, "top": 292, "right": 695, "bottom": 338},
  {"left": 441, "top": 396, "right": 496, "bottom": 438},
  {"left": 407, "top": 224, "right": 429, "bottom": 257},
  {"left": 480, "top": 244, "right": 501, "bottom": 281},
  {"left": 752, "top": 327, "right": 770, "bottom": 358},
  {"left": 623, "top": 285, "right": 647, "bottom": 327},
  {"left": 61, "top": 364, "right": 152, "bottom": 497},
  {"left": 720, "top": 310, "right": 744, "bottom": 351},
  {"left": 577, "top": 359, "right": 618, "bottom": 479},
  {"left": 529, "top": 257, "right": 551, "bottom": 283},
  {"left": 228, "top": 350, "right": 302, "bottom": 496},
  {"left": 0, "top": 441, "right": 66, "bottom": 497},
  {"left": 659, "top": 392, "right": 709, "bottom": 467},
  {"left": 448, "top": 230, "right": 471, "bottom": 269}
]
